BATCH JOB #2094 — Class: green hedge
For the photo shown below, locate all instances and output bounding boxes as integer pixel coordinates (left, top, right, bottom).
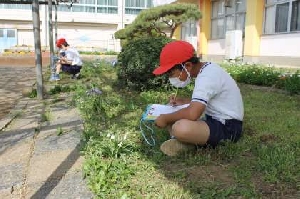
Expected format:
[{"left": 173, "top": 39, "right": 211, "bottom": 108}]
[
  {"left": 116, "top": 37, "right": 174, "bottom": 91},
  {"left": 223, "top": 63, "right": 300, "bottom": 95}
]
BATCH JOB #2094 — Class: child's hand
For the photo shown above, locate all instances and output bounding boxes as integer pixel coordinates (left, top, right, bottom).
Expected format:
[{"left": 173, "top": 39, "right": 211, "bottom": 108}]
[
  {"left": 169, "top": 94, "right": 184, "bottom": 106},
  {"left": 155, "top": 115, "right": 168, "bottom": 128}
]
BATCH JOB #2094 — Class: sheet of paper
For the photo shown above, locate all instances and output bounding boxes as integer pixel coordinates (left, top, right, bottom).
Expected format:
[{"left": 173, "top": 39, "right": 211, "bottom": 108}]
[{"left": 143, "top": 104, "right": 189, "bottom": 120}]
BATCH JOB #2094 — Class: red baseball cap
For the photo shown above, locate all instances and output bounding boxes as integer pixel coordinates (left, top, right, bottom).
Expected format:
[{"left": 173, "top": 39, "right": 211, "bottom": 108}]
[
  {"left": 153, "top": 40, "right": 195, "bottom": 75},
  {"left": 56, "top": 38, "right": 66, "bottom": 48}
]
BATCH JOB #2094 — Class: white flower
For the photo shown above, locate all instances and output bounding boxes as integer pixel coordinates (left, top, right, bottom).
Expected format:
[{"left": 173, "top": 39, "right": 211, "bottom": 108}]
[
  {"left": 118, "top": 142, "right": 123, "bottom": 147},
  {"left": 110, "top": 135, "right": 115, "bottom": 140}
]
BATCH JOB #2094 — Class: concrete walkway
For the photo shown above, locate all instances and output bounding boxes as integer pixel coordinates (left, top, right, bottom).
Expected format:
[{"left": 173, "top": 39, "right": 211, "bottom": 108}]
[{"left": 0, "top": 67, "right": 93, "bottom": 198}]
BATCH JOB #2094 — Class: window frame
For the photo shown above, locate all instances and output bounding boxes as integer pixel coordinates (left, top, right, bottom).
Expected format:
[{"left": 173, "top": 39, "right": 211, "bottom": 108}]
[
  {"left": 125, "top": 0, "right": 153, "bottom": 15},
  {"left": 263, "top": 0, "right": 300, "bottom": 34},
  {"left": 211, "top": 0, "right": 247, "bottom": 40},
  {"left": 57, "top": 0, "right": 119, "bottom": 14}
]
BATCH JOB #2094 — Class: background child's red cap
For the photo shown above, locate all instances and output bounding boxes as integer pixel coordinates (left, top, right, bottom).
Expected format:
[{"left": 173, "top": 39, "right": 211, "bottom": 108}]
[
  {"left": 56, "top": 38, "right": 66, "bottom": 48},
  {"left": 153, "top": 40, "right": 195, "bottom": 75}
]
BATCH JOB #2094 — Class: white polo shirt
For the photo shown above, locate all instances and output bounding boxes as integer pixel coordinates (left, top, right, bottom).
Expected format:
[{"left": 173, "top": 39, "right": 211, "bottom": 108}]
[
  {"left": 65, "top": 47, "right": 83, "bottom": 66},
  {"left": 191, "top": 62, "right": 244, "bottom": 123}
]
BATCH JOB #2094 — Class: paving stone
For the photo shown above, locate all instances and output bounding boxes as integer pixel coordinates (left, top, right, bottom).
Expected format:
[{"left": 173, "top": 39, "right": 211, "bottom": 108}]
[
  {"left": 34, "top": 130, "right": 82, "bottom": 155},
  {"left": 0, "top": 141, "right": 31, "bottom": 166},
  {"left": 0, "top": 163, "right": 24, "bottom": 190},
  {"left": 26, "top": 170, "right": 92, "bottom": 199},
  {"left": 0, "top": 65, "right": 93, "bottom": 198},
  {"left": 27, "top": 149, "right": 83, "bottom": 183}
]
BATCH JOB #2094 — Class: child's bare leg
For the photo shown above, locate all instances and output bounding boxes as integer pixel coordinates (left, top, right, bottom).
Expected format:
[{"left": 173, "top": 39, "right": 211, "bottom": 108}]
[{"left": 56, "top": 62, "right": 61, "bottom": 74}]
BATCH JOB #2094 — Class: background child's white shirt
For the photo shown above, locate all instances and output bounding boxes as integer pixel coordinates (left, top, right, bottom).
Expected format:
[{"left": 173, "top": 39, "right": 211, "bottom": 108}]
[
  {"left": 65, "top": 47, "right": 83, "bottom": 66},
  {"left": 191, "top": 62, "right": 244, "bottom": 123}
]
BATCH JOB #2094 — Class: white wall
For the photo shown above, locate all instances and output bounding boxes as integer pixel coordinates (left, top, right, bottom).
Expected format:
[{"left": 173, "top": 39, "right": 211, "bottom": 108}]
[
  {"left": 18, "top": 30, "right": 34, "bottom": 46},
  {"left": 207, "top": 39, "right": 226, "bottom": 55},
  {"left": 260, "top": 33, "right": 300, "bottom": 57},
  {"left": 0, "top": 1, "right": 137, "bottom": 52},
  {"left": 57, "top": 23, "right": 120, "bottom": 51}
]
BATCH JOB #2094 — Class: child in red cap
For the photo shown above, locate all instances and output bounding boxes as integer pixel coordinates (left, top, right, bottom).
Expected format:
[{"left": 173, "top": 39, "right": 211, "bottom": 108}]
[
  {"left": 153, "top": 40, "right": 244, "bottom": 156},
  {"left": 53, "top": 38, "right": 83, "bottom": 80}
]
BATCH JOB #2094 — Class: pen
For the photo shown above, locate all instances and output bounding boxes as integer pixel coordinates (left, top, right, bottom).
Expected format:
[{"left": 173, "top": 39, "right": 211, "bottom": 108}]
[{"left": 171, "top": 88, "right": 178, "bottom": 106}]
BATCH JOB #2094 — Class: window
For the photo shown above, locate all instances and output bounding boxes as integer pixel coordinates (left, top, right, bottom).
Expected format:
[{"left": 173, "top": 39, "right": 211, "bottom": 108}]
[
  {"left": 7, "top": 30, "right": 16, "bottom": 38},
  {"left": 211, "top": 0, "right": 247, "bottom": 39},
  {"left": 291, "top": 0, "right": 300, "bottom": 31},
  {"left": 0, "top": 29, "right": 4, "bottom": 38},
  {"left": 97, "top": 0, "right": 118, "bottom": 13},
  {"left": 0, "top": 4, "right": 31, "bottom": 10},
  {"left": 57, "top": 0, "right": 118, "bottom": 14},
  {"left": 125, "top": 0, "right": 153, "bottom": 15},
  {"left": 181, "top": 20, "right": 197, "bottom": 40},
  {"left": 264, "top": 0, "right": 300, "bottom": 34}
]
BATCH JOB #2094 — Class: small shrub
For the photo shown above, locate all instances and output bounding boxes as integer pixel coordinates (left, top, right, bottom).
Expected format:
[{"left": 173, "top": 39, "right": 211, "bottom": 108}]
[
  {"left": 117, "top": 37, "right": 173, "bottom": 91},
  {"left": 29, "top": 88, "right": 37, "bottom": 98},
  {"left": 283, "top": 71, "right": 300, "bottom": 95},
  {"left": 228, "top": 65, "right": 281, "bottom": 86},
  {"left": 49, "top": 85, "right": 75, "bottom": 95}
]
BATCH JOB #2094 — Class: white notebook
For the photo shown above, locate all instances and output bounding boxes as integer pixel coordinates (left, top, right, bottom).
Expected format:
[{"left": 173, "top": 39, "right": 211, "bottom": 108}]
[{"left": 142, "top": 104, "right": 189, "bottom": 121}]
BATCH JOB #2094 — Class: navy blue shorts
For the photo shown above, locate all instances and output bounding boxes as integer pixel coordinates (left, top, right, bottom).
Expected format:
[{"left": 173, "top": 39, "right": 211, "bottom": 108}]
[
  {"left": 62, "top": 64, "right": 82, "bottom": 75},
  {"left": 203, "top": 115, "right": 243, "bottom": 147}
]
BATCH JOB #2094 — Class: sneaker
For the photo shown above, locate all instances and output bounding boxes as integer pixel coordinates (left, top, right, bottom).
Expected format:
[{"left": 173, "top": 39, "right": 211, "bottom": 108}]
[
  {"left": 54, "top": 74, "right": 60, "bottom": 80},
  {"left": 75, "top": 73, "right": 80, "bottom": 78},
  {"left": 160, "top": 139, "right": 195, "bottom": 156},
  {"left": 71, "top": 73, "right": 80, "bottom": 79},
  {"left": 49, "top": 73, "right": 60, "bottom": 81}
]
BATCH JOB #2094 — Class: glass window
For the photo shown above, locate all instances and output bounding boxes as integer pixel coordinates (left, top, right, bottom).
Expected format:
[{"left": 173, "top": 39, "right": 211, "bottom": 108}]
[
  {"left": 236, "top": 13, "right": 246, "bottom": 30},
  {"left": 212, "top": 18, "right": 225, "bottom": 39},
  {"left": 72, "top": 5, "right": 95, "bottom": 13},
  {"left": 211, "top": 0, "right": 246, "bottom": 39},
  {"left": 125, "top": 0, "right": 152, "bottom": 15},
  {"left": 79, "top": 0, "right": 95, "bottom": 4},
  {"left": 212, "top": 1, "right": 224, "bottom": 18},
  {"left": 291, "top": 0, "right": 300, "bottom": 31},
  {"left": 264, "top": 6, "right": 275, "bottom": 33},
  {"left": 0, "top": 29, "right": 4, "bottom": 37},
  {"left": 96, "top": 0, "right": 118, "bottom": 13},
  {"left": 181, "top": 20, "right": 197, "bottom": 40},
  {"left": 7, "top": 30, "right": 15, "bottom": 38},
  {"left": 125, "top": 0, "right": 145, "bottom": 7},
  {"left": 57, "top": 4, "right": 71, "bottom": 12},
  {"left": 97, "top": 0, "right": 118, "bottom": 6},
  {"left": 1, "top": 4, "right": 31, "bottom": 9},
  {"left": 236, "top": 0, "right": 246, "bottom": 12},
  {"left": 275, "top": 2, "right": 289, "bottom": 32},
  {"left": 264, "top": 0, "right": 300, "bottom": 34}
]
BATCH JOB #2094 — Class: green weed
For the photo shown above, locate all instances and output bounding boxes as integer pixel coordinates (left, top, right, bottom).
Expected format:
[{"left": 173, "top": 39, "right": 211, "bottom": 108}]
[{"left": 70, "top": 61, "right": 300, "bottom": 198}]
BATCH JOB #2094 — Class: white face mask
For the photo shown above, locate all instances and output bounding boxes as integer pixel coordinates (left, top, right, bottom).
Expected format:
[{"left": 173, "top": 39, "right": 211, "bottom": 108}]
[{"left": 169, "top": 65, "right": 191, "bottom": 88}]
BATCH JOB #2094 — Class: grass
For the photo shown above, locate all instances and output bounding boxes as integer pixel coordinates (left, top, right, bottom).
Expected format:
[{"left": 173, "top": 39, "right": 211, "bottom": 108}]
[{"left": 61, "top": 61, "right": 300, "bottom": 198}]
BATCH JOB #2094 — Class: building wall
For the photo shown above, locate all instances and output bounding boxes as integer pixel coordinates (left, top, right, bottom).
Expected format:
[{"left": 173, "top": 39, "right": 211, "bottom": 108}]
[
  {"left": 196, "top": 0, "right": 300, "bottom": 67},
  {"left": 0, "top": 0, "right": 152, "bottom": 52},
  {"left": 260, "top": 33, "right": 300, "bottom": 57},
  {"left": 207, "top": 39, "right": 225, "bottom": 55}
]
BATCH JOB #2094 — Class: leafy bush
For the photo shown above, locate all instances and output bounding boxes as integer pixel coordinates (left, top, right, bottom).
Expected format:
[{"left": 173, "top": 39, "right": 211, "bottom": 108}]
[
  {"left": 223, "top": 64, "right": 300, "bottom": 95},
  {"left": 49, "top": 85, "right": 76, "bottom": 95},
  {"left": 224, "top": 64, "right": 281, "bottom": 86},
  {"left": 117, "top": 37, "right": 173, "bottom": 91},
  {"left": 282, "top": 71, "right": 300, "bottom": 95}
]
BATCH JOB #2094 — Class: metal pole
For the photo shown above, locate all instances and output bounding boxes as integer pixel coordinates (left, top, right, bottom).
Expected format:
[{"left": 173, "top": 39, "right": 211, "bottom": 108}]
[
  {"left": 55, "top": 2, "right": 58, "bottom": 44},
  {"left": 48, "top": 0, "right": 54, "bottom": 68},
  {"left": 32, "top": 0, "right": 44, "bottom": 99}
]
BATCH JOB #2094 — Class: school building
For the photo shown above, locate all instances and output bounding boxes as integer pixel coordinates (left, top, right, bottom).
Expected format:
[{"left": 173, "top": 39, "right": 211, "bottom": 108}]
[
  {"left": 175, "top": 0, "right": 300, "bottom": 67},
  {"left": 0, "top": 0, "right": 154, "bottom": 53},
  {"left": 1, "top": 0, "right": 299, "bottom": 67}
]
